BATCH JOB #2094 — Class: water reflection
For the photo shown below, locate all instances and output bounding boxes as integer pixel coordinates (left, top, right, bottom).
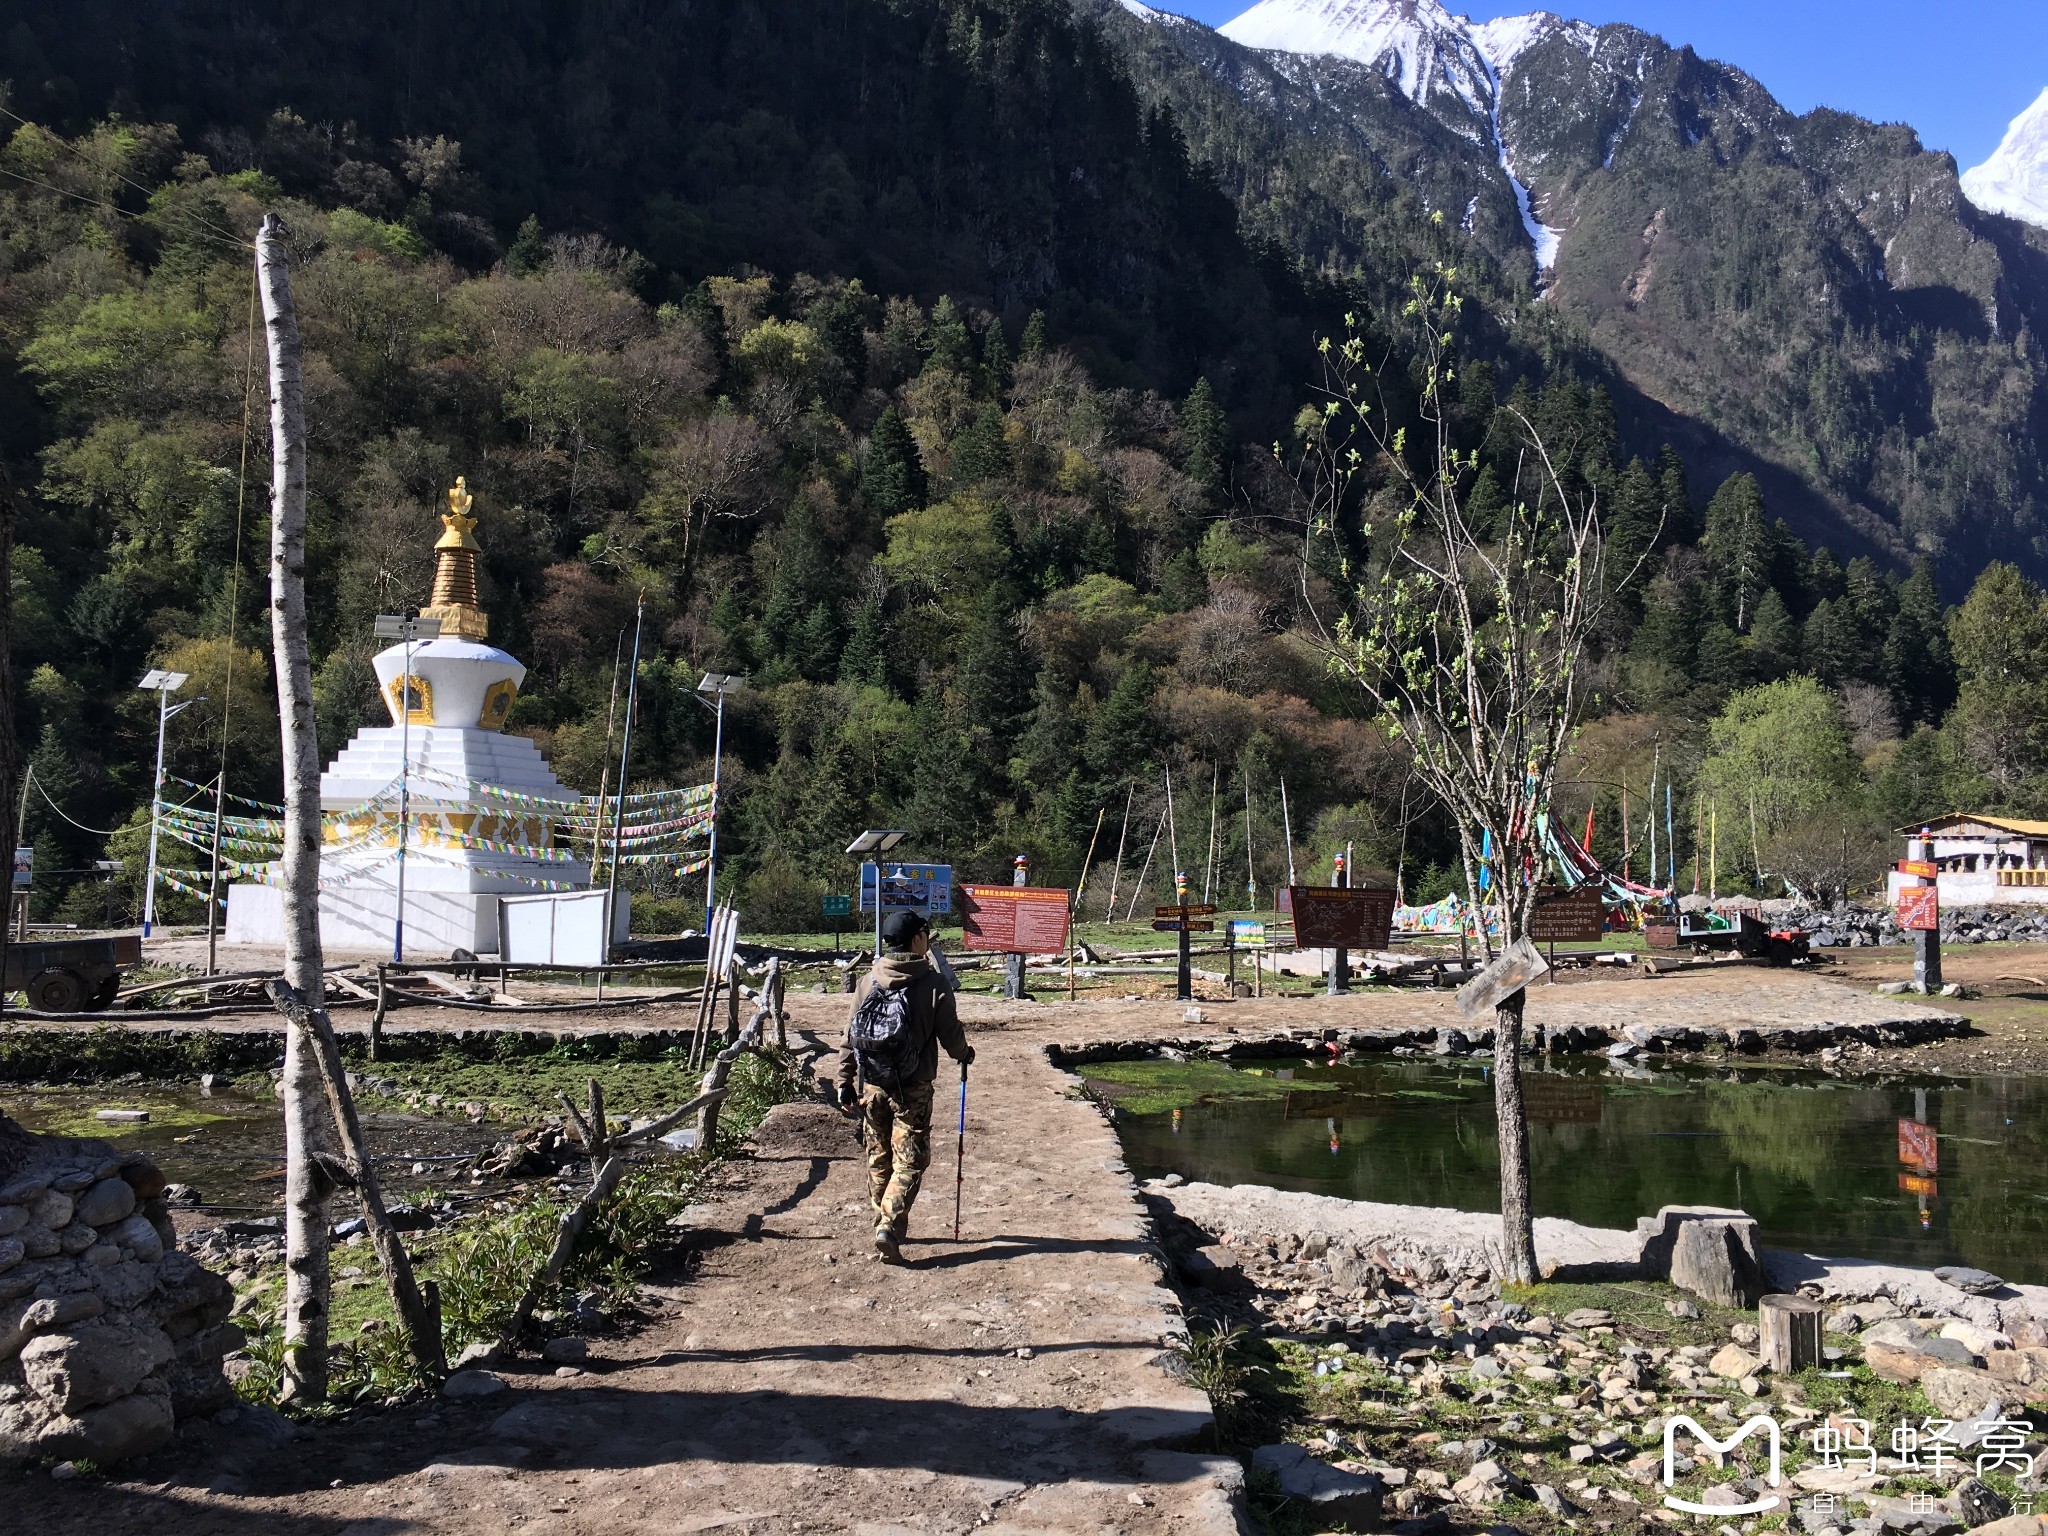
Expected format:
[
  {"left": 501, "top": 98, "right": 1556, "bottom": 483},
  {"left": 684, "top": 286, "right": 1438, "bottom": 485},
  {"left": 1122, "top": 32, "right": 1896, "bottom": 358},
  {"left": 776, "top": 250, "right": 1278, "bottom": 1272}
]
[{"left": 1090, "top": 1056, "right": 2048, "bottom": 1283}]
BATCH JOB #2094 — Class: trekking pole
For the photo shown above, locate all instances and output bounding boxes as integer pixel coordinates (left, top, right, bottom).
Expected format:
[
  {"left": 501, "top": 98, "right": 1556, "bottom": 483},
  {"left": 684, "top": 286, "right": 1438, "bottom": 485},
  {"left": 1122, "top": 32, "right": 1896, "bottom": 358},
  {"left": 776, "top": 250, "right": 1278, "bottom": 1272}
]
[{"left": 953, "top": 1059, "right": 969, "bottom": 1242}]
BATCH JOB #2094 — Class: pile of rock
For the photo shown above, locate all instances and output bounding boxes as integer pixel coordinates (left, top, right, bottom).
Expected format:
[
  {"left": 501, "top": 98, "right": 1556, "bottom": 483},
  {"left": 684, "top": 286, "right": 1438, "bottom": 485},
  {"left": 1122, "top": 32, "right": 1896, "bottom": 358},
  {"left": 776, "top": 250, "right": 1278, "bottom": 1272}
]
[
  {"left": 1, "top": 1120, "right": 238, "bottom": 1465},
  {"left": 1790, "top": 902, "right": 2048, "bottom": 948}
]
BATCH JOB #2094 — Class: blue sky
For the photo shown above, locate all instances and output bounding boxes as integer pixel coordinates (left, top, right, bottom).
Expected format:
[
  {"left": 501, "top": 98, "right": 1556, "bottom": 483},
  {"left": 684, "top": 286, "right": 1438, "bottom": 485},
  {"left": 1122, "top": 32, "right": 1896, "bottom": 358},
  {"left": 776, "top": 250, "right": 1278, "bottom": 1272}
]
[{"left": 1169, "top": 0, "right": 2047, "bottom": 167}]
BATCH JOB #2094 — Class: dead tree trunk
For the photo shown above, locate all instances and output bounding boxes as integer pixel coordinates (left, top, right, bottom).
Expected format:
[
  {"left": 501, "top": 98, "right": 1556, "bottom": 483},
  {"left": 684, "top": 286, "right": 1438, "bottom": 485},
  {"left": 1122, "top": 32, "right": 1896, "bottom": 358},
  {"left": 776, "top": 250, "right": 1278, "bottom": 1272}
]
[
  {"left": 267, "top": 979, "right": 445, "bottom": 1380},
  {"left": 258, "top": 212, "right": 332, "bottom": 1403},
  {"left": 0, "top": 463, "right": 19, "bottom": 1011},
  {"left": 1493, "top": 989, "right": 1538, "bottom": 1284}
]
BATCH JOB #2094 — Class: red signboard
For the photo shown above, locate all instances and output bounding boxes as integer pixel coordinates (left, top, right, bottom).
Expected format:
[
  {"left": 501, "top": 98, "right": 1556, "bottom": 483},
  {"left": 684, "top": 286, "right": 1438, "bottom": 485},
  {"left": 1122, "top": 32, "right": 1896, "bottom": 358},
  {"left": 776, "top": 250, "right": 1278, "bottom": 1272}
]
[
  {"left": 1897, "top": 1117, "right": 1939, "bottom": 1174},
  {"left": 1897, "top": 887, "right": 1939, "bottom": 932},
  {"left": 959, "top": 885, "right": 1072, "bottom": 954},
  {"left": 1287, "top": 886, "right": 1396, "bottom": 950},
  {"left": 1897, "top": 860, "right": 1936, "bottom": 878},
  {"left": 1898, "top": 1172, "right": 1938, "bottom": 1197}
]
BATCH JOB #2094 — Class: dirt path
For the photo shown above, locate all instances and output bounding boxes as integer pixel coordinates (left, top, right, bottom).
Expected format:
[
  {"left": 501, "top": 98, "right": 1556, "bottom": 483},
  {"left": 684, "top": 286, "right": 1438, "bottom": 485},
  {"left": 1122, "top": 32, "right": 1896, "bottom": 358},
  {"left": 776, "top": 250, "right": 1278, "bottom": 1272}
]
[{"left": 8, "top": 1016, "right": 1244, "bottom": 1536}]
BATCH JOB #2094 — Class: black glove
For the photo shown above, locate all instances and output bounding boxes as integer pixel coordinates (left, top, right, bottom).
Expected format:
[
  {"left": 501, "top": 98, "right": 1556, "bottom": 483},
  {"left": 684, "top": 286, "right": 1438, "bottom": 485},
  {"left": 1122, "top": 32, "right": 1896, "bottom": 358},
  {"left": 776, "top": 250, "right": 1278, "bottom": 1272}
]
[
  {"left": 958, "top": 1045, "right": 976, "bottom": 1067},
  {"left": 837, "top": 1082, "right": 858, "bottom": 1111}
]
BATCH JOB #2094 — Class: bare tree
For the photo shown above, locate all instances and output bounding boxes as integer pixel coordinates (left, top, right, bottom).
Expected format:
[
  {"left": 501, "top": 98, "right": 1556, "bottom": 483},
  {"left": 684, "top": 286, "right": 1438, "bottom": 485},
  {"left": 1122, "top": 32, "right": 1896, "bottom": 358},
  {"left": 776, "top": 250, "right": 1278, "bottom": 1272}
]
[
  {"left": 258, "top": 213, "right": 333, "bottom": 1401},
  {"left": 1295, "top": 266, "right": 1644, "bottom": 1283}
]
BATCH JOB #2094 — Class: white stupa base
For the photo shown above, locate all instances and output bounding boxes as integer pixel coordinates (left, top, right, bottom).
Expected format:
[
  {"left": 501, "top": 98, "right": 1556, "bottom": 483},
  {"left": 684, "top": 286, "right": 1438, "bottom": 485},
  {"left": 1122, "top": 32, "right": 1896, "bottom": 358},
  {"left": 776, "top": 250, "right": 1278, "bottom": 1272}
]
[{"left": 225, "top": 882, "right": 627, "bottom": 958}]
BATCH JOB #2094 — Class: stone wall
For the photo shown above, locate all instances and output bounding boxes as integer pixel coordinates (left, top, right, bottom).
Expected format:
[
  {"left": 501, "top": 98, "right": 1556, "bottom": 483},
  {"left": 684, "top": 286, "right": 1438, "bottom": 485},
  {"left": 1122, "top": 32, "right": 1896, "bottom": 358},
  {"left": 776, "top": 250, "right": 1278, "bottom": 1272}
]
[{"left": 0, "top": 1116, "right": 238, "bottom": 1465}]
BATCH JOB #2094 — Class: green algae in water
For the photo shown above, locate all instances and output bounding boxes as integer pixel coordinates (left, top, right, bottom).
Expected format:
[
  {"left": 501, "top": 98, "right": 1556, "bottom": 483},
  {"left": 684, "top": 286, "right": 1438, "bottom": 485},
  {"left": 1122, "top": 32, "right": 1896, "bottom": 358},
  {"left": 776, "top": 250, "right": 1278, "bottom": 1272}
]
[
  {"left": 1082, "top": 1058, "right": 1340, "bottom": 1115},
  {"left": 21, "top": 1100, "right": 235, "bottom": 1139}
]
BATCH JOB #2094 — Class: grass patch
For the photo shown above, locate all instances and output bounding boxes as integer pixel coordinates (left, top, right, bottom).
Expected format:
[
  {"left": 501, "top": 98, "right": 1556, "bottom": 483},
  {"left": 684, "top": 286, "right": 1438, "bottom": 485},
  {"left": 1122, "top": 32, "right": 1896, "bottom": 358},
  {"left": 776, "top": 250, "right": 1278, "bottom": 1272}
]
[
  {"left": 235, "top": 1048, "right": 805, "bottom": 1414},
  {"left": 362, "top": 1045, "right": 712, "bottom": 1122},
  {"left": 1080, "top": 1057, "right": 1340, "bottom": 1115}
]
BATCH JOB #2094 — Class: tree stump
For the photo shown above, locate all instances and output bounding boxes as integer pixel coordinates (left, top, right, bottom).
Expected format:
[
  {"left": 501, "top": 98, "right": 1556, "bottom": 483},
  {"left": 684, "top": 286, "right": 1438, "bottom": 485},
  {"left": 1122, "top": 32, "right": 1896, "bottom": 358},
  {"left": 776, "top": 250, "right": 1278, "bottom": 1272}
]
[{"left": 1759, "top": 1293, "right": 1824, "bottom": 1373}]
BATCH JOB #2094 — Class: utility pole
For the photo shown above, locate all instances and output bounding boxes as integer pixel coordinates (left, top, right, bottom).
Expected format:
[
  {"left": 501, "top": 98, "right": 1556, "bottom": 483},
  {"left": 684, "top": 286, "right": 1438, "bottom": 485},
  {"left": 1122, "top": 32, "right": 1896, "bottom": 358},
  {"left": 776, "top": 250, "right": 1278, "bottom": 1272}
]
[{"left": 257, "top": 211, "right": 331, "bottom": 1405}]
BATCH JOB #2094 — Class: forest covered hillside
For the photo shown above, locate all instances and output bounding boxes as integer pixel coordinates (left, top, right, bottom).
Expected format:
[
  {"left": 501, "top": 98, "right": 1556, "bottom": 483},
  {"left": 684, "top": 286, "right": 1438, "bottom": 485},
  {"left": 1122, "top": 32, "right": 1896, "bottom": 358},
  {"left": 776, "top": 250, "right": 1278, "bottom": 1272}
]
[{"left": 1, "top": 0, "right": 2045, "bottom": 933}]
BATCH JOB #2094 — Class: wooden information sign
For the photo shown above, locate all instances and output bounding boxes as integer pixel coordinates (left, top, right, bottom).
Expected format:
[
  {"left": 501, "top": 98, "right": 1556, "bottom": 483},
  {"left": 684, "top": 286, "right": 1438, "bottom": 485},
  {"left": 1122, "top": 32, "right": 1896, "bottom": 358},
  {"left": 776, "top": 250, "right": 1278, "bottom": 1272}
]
[
  {"left": 1286, "top": 886, "right": 1395, "bottom": 950},
  {"left": 1152, "top": 918, "right": 1215, "bottom": 933},
  {"left": 1154, "top": 903, "right": 1217, "bottom": 918},
  {"left": 959, "top": 884, "right": 1072, "bottom": 953},
  {"left": 1528, "top": 886, "right": 1605, "bottom": 945}
]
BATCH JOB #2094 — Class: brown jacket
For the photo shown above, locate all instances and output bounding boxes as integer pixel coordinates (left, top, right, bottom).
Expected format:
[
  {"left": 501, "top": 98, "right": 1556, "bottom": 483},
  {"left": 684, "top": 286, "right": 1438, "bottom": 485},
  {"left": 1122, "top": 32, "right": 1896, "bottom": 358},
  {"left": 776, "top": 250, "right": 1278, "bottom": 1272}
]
[{"left": 836, "top": 951, "right": 969, "bottom": 1092}]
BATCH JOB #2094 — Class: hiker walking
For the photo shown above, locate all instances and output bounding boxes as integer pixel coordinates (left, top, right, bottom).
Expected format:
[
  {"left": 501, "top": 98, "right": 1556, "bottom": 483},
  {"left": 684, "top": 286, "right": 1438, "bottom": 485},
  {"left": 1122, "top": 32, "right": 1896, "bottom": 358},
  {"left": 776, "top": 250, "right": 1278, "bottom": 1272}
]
[{"left": 837, "top": 909, "right": 973, "bottom": 1264}]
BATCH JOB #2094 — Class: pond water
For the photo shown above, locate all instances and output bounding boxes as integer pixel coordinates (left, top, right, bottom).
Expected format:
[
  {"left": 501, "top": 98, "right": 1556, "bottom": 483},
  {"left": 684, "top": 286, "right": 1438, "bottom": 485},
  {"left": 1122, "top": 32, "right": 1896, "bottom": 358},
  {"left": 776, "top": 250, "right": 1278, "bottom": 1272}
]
[
  {"left": 1084, "top": 1055, "right": 2048, "bottom": 1285},
  {"left": 1, "top": 1084, "right": 509, "bottom": 1215}
]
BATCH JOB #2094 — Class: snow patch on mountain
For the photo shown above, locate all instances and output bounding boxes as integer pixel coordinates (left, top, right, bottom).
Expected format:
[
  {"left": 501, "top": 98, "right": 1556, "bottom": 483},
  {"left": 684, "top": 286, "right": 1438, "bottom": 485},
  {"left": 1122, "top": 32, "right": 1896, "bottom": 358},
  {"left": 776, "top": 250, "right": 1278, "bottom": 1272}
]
[
  {"left": 1210, "top": 0, "right": 1573, "bottom": 274},
  {"left": 1962, "top": 85, "right": 2048, "bottom": 231},
  {"left": 1219, "top": 0, "right": 1495, "bottom": 115}
]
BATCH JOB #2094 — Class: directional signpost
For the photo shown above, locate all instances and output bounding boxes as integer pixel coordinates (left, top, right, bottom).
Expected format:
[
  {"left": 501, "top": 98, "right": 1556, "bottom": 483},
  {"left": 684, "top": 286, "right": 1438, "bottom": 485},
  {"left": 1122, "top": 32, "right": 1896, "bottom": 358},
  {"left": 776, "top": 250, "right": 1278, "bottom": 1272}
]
[
  {"left": 1899, "top": 829, "right": 1942, "bottom": 993},
  {"left": 1155, "top": 892, "right": 1215, "bottom": 1002}
]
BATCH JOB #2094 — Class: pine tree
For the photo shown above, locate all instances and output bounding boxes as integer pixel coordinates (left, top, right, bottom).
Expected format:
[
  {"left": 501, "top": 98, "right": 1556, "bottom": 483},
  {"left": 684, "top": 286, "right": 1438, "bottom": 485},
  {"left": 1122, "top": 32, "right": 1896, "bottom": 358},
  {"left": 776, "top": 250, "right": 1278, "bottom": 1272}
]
[
  {"left": 1464, "top": 463, "right": 1509, "bottom": 543},
  {"left": 861, "top": 407, "right": 926, "bottom": 518},
  {"left": 1702, "top": 473, "right": 1772, "bottom": 630},
  {"left": 1747, "top": 588, "right": 1798, "bottom": 681},
  {"left": 905, "top": 682, "right": 983, "bottom": 858},
  {"left": 507, "top": 215, "right": 547, "bottom": 275},
  {"left": 1019, "top": 310, "right": 1048, "bottom": 361},
  {"left": 839, "top": 593, "right": 889, "bottom": 689},
  {"left": 925, "top": 296, "right": 973, "bottom": 374},
  {"left": 1159, "top": 548, "right": 1207, "bottom": 611},
  {"left": 1884, "top": 558, "right": 1955, "bottom": 724},
  {"left": 1653, "top": 445, "right": 1695, "bottom": 546},
  {"left": 1083, "top": 664, "right": 1157, "bottom": 790},
  {"left": 1180, "top": 376, "right": 1226, "bottom": 492},
  {"left": 981, "top": 318, "right": 1012, "bottom": 393},
  {"left": 948, "top": 402, "right": 1010, "bottom": 489},
  {"left": 956, "top": 593, "right": 1032, "bottom": 741}
]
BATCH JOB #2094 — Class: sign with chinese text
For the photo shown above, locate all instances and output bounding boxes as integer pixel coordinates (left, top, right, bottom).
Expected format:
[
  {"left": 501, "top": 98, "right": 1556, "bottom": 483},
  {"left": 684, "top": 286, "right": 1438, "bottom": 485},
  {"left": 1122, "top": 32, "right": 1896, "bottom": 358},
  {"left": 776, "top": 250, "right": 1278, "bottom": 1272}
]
[
  {"left": 959, "top": 884, "right": 1071, "bottom": 953},
  {"left": 1897, "top": 859, "right": 1936, "bottom": 878},
  {"left": 1153, "top": 918, "right": 1214, "bottom": 933},
  {"left": 1897, "top": 887, "right": 1938, "bottom": 932},
  {"left": 858, "top": 862, "right": 952, "bottom": 915},
  {"left": 1154, "top": 903, "right": 1216, "bottom": 918},
  {"left": 1897, "top": 1117, "right": 1938, "bottom": 1173},
  {"left": 1287, "top": 886, "right": 1395, "bottom": 950},
  {"left": 1528, "top": 886, "right": 1605, "bottom": 944},
  {"left": 821, "top": 893, "right": 852, "bottom": 917}
]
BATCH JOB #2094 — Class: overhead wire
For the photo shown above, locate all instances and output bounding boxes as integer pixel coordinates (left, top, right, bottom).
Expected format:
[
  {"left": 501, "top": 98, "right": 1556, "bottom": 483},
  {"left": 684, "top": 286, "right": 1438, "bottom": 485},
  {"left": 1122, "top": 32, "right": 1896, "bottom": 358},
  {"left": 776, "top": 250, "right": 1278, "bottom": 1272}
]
[{"left": 0, "top": 104, "right": 254, "bottom": 254}]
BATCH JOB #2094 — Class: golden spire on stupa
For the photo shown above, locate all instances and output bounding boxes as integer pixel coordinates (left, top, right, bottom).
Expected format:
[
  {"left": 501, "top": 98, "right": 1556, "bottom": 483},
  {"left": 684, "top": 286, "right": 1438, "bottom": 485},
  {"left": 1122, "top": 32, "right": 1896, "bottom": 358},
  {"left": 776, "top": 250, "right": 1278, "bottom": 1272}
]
[{"left": 421, "top": 477, "right": 489, "bottom": 640}]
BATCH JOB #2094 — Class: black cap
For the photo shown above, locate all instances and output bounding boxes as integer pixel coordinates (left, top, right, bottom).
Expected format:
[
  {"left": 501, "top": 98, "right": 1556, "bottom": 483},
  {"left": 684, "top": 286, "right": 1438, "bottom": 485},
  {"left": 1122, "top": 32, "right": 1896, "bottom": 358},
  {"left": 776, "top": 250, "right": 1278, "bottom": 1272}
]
[{"left": 880, "top": 910, "right": 928, "bottom": 950}]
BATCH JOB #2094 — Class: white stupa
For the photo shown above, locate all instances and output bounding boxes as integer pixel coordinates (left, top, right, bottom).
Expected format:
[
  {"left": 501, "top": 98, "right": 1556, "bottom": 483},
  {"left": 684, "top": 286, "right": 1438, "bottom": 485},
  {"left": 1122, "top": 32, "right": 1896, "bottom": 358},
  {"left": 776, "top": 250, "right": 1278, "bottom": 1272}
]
[{"left": 227, "top": 478, "right": 604, "bottom": 955}]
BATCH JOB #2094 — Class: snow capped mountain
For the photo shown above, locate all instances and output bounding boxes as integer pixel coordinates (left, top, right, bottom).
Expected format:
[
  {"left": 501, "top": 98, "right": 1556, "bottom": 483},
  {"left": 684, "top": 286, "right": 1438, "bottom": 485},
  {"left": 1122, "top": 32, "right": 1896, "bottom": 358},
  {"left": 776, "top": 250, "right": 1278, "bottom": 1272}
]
[
  {"left": 1219, "top": 0, "right": 1494, "bottom": 116},
  {"left": 1962, "top": 86, "right": 2048, "bottom": 231},
  {"left": 1215, "top": 0, "right": 1574, "bottom": 272}
]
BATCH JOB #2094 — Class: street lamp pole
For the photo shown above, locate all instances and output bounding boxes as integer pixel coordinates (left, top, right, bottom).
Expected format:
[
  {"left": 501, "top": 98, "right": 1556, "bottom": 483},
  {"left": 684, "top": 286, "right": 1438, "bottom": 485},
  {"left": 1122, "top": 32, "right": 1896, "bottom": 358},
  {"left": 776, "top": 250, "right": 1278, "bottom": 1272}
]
[
  {"left": 374, "top": 610, "right": 440, "bottom": 965},
  {"left": 694, "top": 673, "right": 745, "bottom": 931},
  {"left": 137, "top": 669, "right": 191, "bottom": 938}
]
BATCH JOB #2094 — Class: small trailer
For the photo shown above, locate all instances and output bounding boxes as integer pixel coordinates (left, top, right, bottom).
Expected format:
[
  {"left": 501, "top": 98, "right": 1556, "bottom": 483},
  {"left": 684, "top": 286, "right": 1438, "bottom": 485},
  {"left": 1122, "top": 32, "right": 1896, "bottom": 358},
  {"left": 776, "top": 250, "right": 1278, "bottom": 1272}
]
[
  {"left": 1676, "top": 911, "right": 1811, "bottom": 965},
  {"left": 3, "top": 934, "right": 143, "bottom": 1012}
]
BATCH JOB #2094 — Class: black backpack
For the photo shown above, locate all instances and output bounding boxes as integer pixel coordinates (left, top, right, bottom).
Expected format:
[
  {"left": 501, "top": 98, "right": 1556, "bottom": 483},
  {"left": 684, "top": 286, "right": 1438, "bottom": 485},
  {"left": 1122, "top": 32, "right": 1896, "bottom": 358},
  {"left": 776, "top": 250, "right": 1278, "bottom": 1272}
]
[{"left": 849, "top": 979, "right": 923, "bottom": 1091}]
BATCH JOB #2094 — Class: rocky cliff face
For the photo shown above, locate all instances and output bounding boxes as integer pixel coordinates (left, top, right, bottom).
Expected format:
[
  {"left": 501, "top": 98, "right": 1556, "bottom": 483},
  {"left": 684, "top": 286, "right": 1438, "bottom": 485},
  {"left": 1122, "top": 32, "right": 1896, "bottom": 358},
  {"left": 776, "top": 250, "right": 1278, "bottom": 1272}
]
[{"left": 0, "top": 1121, "right": 239, "bottom": 1466}]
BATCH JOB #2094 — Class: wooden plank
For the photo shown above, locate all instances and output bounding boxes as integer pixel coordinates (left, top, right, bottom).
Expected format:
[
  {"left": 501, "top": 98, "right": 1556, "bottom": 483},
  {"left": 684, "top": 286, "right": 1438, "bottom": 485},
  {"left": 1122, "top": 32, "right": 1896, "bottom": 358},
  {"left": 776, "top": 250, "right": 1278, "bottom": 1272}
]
[{"left": 1456, "top": 936, "right": 1550, "bottom": 1018}]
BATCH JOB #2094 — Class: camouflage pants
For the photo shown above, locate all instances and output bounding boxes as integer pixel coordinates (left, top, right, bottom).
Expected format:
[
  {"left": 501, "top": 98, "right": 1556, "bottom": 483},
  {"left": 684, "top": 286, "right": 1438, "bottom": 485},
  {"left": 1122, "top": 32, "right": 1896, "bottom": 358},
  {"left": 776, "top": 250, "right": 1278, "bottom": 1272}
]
[{"left": 861, "top": 1080, "right": 934, "bottom": 1236}]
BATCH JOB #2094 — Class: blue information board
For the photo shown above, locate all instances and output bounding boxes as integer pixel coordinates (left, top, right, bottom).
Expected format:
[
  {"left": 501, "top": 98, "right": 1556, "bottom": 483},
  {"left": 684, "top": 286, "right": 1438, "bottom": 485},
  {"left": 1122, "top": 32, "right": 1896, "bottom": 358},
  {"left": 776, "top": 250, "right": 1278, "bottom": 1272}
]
[{"left": 858, "top": 861, "right": 953, "bottom": 915}]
